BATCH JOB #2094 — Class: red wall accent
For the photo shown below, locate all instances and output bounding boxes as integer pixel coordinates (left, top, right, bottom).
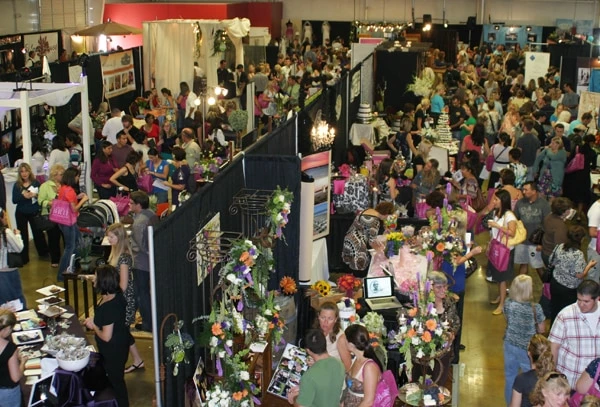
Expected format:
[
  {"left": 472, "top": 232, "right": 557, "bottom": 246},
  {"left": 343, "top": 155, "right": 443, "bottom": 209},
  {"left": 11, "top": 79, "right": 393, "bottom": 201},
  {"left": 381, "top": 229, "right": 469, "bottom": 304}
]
[{"left": 102, "top": 2, "right": 283, "bottom": 50}]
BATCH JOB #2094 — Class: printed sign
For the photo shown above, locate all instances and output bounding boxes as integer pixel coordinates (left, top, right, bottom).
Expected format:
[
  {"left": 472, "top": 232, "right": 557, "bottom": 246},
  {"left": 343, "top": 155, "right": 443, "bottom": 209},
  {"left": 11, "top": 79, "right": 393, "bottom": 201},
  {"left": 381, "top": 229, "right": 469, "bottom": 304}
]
[{"left": 100, "top": 51, "right": 136, "bottom": 99}]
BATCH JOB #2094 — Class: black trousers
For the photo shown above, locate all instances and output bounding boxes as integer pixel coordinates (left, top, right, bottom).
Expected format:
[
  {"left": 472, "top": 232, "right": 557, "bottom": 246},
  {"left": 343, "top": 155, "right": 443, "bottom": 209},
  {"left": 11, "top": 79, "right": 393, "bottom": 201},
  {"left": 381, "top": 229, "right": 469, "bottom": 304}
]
[{"left": 15, "top": 211, "right": 48, "bottom": 264}]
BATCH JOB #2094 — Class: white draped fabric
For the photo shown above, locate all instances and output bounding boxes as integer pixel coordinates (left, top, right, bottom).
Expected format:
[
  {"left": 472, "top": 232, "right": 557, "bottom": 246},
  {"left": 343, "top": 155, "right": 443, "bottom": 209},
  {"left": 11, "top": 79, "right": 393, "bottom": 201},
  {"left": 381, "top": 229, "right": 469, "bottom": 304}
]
[{"left": 143, "top": 18, "right": 251, "bottom": 95}]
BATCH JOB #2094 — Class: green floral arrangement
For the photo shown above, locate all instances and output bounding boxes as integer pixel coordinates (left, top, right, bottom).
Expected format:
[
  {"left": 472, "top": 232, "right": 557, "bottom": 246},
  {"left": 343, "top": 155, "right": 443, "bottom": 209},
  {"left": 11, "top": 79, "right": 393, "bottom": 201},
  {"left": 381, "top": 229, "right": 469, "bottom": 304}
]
[
  {"left": 195, "top": 154, "right": 224, "bottom": 178},
  {"left": 205, "top": 349, "right": 261, "bottom": 407},
  {"left": 212, "top": 29, "right": 231, "bottom": 56},
  {"left": 416, "top": 207, "right": 465, "bottom": 268},
  {"left": 406, "top": 75, "right": 434, "bottom": 97},
  {"left": 266, "top": 186, "right": 293, "bottom": 240},
  {"left": 164, "top": 320, "right": 195, "bottom": 376},
  {"left": 44, "top": 115, "right": 56, "bottom": 134},
  {"left": 229, "top": 109, "right": 248, "bottom": 132},
  {"left": 388, "top": 273, "right": 453, "bottom": 377},
  {"left": 256, "top": 291, "right": 285, "bottom": 346},
  {"left": 362, "top": 311, "right": 386, "bottom": 336},
  {"left": 135, "top": 96, "right": 149, "bottom": 110}
]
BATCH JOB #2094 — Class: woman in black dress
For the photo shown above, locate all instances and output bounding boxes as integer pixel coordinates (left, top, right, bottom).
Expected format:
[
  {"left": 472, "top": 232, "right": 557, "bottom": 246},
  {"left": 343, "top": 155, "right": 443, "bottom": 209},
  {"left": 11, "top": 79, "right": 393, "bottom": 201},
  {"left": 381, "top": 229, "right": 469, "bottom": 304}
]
[
  {"left": 563, "top": 134, "right": 597, "bottom": 213},
  {"left": 84, "top": 265, "right": 130, "bottom": 407},
  {"left": 110, "top": 151, "right": 143, "bottom": 193}
]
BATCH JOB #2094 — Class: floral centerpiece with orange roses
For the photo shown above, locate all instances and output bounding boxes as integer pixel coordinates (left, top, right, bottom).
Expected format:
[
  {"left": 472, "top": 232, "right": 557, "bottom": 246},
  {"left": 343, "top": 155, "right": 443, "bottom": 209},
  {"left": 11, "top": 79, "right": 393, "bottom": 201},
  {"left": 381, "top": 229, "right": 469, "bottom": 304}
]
[
  {"left": 389, "top": 272, "right": 453, "bottom": 377},
  {"left": 337, "top": 273, "right": 362, "bottom": 298}
]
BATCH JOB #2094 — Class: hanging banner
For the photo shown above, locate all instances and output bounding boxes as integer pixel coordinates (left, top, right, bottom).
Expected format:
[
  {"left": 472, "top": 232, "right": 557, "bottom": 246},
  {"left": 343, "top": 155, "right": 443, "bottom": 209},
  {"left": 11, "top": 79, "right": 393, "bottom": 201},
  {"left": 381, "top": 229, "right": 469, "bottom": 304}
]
[
  {"left": 524, "top": 52, "right": 550, "bottom": 87},
  {"left": 23, "top": 32, "right": 59, "bottom": 63},
  {"left": 100, "top": 50, "right": 136, "bottom": 99}
]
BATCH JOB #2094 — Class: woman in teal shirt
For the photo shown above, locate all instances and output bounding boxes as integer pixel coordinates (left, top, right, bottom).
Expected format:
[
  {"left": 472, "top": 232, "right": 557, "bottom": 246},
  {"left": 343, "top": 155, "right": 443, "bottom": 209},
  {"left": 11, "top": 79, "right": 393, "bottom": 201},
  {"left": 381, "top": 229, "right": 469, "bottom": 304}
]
[
  {"left": 533, "top": 137, "right": 567, "bottom": 200},
  {"left": 145, "top": 148, "right": 169, "bottom": 204}
]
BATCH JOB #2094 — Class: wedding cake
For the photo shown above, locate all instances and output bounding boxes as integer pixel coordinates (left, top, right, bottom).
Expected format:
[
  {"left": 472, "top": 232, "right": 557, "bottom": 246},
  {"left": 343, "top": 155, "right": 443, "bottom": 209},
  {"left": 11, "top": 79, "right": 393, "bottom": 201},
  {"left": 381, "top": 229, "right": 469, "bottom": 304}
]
[
  {"left": 434, "top": 113, "right": 459, "bottom": 155},
  {"left": 338, "top": 307, "right": 356, "bottom": 330},
  {"left": 356, "top": 103, "right": 373, "bottom": 124}
]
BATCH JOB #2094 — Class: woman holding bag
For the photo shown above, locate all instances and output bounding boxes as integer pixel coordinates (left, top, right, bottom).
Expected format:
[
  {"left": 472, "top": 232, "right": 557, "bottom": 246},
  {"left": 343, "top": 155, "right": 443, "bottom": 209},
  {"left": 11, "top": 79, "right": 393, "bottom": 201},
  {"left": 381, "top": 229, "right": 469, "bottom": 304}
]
[
  {"left": 486, "top": 189, "right": 517, "bottom": 315},
  {"left": 55, "top": 167, "right": 88, "bottom": 282},
  {"left": 38, "top": 164, "right": 65, "bottom": 268}
]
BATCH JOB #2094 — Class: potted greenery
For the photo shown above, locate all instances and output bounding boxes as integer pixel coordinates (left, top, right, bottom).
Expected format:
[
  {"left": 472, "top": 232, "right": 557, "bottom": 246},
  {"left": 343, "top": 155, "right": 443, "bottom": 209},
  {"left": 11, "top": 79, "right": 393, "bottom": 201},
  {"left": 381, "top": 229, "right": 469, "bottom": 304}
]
[{"left": 78, "top": 234, "right": 94, "bottom": 272}]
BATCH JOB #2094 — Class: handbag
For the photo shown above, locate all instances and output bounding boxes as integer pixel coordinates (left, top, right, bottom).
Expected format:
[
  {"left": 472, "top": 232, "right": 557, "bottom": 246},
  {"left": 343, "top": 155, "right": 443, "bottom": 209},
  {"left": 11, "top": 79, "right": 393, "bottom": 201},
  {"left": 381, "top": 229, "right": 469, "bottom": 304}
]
[
  {"left": 569, "top": 361, "right": 600, "bottom": 407},
  {"left": 565, "top": 146, "right": 585, "bottom": 174},
  {"left": 137, "top": 174, "right": 153, "bottom": 193},
  {"left": 110, "top": 194, "right": 130, "bottom": 217},
  {"left": 489, "top": 232, "right": 511, "bottom": 272},
  {"left": 374, "top": 370, "right": 399, "bottom": 407},
  {"left": 596, "top": 232, "right": 600, "bottom": 255},
  {"left": 3, "top": 230, "right": 24, "bottom": 268},
  {"left": 49, "top": 199, "right": 78, "bottom": 226},
  {"left": 32, "top": 213, "right": 54, "bottom": 231},
  {"left": 507, "top": 218, "right": 527, "bottom": 247},
  {"left": 415, "top": 200, "right": 431, "bottom": 219},
  {"left": 541, "top": 245, "right": 559, "bottom": 283},
  {"left": 529, "top": 227, "right": 544, "bottom": 245},
  {"left": 461, "top": 198, "right": 478, "bottom": 231},
  {"left": 485, "top": 153, "right": 495, "bottom": 172}
]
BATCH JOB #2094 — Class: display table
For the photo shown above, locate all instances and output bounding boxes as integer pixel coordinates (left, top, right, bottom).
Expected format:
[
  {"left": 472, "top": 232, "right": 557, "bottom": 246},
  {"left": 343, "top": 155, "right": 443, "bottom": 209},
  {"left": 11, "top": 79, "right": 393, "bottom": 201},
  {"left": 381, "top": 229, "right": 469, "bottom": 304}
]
[
  {"left": 368, "top": 245, "right": 428, "bottom": 292},
  {"left": 398, "top": 384, "right": 451, "bottom": 406},
  {"left": 349, "top": 123, "right": 375, "bottom": 146}
]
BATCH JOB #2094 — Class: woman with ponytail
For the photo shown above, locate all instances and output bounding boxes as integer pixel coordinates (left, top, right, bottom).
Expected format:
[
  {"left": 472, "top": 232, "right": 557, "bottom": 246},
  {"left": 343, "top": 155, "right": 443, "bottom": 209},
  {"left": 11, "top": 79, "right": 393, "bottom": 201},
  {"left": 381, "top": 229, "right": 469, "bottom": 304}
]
[
  {"left": 509, "top": 334, "right": 556, "bottom": 407},
  {"left": 341, "top": 324, "right": 382, "bottom": 407}
]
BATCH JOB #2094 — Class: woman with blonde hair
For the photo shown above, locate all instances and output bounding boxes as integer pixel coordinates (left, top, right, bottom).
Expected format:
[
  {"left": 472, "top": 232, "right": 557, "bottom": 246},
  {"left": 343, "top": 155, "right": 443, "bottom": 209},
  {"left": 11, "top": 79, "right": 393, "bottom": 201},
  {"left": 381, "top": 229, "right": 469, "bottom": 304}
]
[
  {"left": 13, "top": 162, "right": 48, "bottom": 265},
  {"left": 38, "top": 164, "right": 65, "bottom": 268},
  {"left": 106, "top": 223, "right": 144, "bottom": 374},
  {"left": 509, "top": 334, "right": 556, "bottom": 407},
  {"left": 414, "top": 98, "right": 431, "bottom": 133},
  {"left": 503, "top": 275, "right": 546, "bottom": 405},
  {"left": 411, "top": 158, "right": 440, "bottom": 201},
  {"left": 312, "top": 302, "right": 352, "bottom": 371},
  {"left": 412, "top": 139, "right": 433, "bottom": 174},
  {"left": 529, "top": 372, "right": 570, "bottom": 407},
  {"left": 534, "top": 136, "right": 567, "bottom": 200}
]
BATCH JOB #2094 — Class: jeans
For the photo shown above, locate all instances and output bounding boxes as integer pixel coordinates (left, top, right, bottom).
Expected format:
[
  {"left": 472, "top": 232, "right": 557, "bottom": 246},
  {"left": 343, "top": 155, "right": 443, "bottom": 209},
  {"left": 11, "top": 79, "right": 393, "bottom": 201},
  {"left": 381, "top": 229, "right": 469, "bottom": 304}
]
[
  {"left": 47, "top": 224, "right": 63, "bottom": 264},
  {"left": 133, "top": 268, "right": 152, "bottom": 331},
  {"left": 0, "top": 268, "right": 26, "bottom": 308},
  {"left": 152, "top": 190, "right": 168, "bottom": 204},
  {"left": 0, "top": 385, "right": 21, "bottom": 407},
  {"left": 95, "top": 184, "right": 116, "bottom": 200},
  {"left": 504, "top": 341, "right": 531, "bottom": 405},
  {"left": 58, "top": 223, "right": 81, "bottom": 281}
]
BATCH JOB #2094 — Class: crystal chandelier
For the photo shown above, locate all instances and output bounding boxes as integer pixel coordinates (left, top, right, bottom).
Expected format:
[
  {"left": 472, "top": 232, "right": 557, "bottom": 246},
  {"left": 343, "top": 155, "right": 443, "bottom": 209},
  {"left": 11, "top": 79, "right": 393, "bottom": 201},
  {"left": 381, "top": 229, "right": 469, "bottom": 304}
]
[{"left": 310, "top": 110, "right": 335, "bottom": 151}]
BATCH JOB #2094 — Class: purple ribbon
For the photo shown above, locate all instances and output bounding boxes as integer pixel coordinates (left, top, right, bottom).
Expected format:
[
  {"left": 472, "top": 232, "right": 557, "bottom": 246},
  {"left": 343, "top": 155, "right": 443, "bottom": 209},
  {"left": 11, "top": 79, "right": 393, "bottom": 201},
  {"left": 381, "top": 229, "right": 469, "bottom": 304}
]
[
  {"left": 245, "top": 273, "right": 253, "bottom": 284},
  {"left": 216, "top": 357, "right": 223, "bottom": 376},
  {"left": 237, "top": 300, "right": 244, "bottom": 312},
  {"left": 224, "top": 343, "right": 233, "bottom": 356},
  {"left": 253, "top": 396, "right": 261, "bottom": 405}
]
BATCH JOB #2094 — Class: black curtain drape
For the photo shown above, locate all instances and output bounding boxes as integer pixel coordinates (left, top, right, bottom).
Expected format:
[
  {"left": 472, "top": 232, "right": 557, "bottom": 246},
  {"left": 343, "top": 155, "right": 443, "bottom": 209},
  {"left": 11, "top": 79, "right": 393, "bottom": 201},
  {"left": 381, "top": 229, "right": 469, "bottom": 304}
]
[
  {"left": 331, "top": 78, "right": 348, "bottom": 168},
  {"left": 376, "top": 50, "right": 420, "bottom": 112},
  {"left": 154, "top": 157, "right": 245, "bottom": 407},
  {"left": 244, "top": 155, "right": 301, "bottom": 288},
  {"left": 246, "top": 116, "right": 297, "bottom": 156}
]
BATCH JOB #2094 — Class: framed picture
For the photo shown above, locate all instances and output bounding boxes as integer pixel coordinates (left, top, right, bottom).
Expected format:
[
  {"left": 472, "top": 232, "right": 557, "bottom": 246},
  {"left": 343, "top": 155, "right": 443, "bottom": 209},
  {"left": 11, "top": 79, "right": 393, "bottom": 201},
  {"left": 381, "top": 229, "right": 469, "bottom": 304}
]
[
  {"left": 505, "top": 32, "right": 518, "bottom": 41},
  {"left": 301, "top": 150, "right": 331, "bottom": 240},
  {"left": 487, "top": 33, "right": 496, "bottom": 42},
  {"left": 527, "top": 34, "right": 537, "bottom": 43}
]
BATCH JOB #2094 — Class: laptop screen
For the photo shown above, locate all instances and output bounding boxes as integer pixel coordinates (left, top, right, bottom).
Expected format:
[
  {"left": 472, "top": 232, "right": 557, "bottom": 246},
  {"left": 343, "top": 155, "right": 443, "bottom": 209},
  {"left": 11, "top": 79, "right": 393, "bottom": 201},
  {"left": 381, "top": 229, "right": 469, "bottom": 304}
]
[{"left": 364, "top": 276, "right": 393, "bottom": 299}]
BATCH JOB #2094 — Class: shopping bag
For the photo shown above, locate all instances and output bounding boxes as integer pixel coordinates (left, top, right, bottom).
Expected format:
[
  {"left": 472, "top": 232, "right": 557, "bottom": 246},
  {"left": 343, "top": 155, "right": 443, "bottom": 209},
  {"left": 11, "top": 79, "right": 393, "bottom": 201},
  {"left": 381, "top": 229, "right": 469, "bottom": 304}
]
[
  {"left": 110, "top": 194, "right": 130, "bottom": 217},
  {"left": 137, "top": 174, "right": 153, "bottom": 193},
  {"left": 507, "top": 219, "right": 527, "bottom": 247},
  {"left": 49, "top": 199, "right": 77, "bottom": 226},
  {"left": 485, "top": 153, "right": 495, "bottom": 172},
  {"left": 460, "top": 197, "right": 478, "bottom": 231},
  {"left": 415, "top": 200, "right": 431, "bottom": 219},
  {"left": 489, "top": 234, "right": 510, "bottom": 272},
  {"left": 565, "top": 146, "right": 585, "bottom": 174}
]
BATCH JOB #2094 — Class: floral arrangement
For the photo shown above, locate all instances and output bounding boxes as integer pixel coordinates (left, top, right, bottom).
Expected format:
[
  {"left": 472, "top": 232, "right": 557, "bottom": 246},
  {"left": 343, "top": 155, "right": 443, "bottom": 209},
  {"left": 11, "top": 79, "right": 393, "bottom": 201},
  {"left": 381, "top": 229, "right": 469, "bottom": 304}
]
[
  {"left": 44, "top": 115, "right": 56, "bottom": 134},
  {"left": 229, "top": 109, "right": 249, "bottom": 133},
  {"left": 266, "top": 186, "right": 293, "bottom": 240},
  {"left": 256, "top": 291, "right": 285, "bottom": 346},
  {"left": 205, "top": 349, "right": 261, "bottom": 407},
  {"left": 219, "top": 239, "right": 264, "bottom": 307},
  {"left": 388, "top": 273, "right": 452, "bottom": 376},
  {"left": 383, "top": 214, "right": 398, "bottom": 232},
  {"left": 279, "top": 276, "right": 297, "bottom": 296},
  {"left": 135, "top": 96, "right": 149, "bottom": 110},
  {"left": 362, "top": 311, "right": 385, "bottom": 336},
  {"left": 195, "top": 155, "right": 224, "bottom": 178},
  {"left": 212, "top": 29, "right": 231, "bottom": 55},
  {"left": 385, "top": 231, "right": 406, "bottom": 258},
  {"left": 337, "top": 274, "right": 362, "bottom": 298},
  {"left": 274, "top": 93, "right": 290, "bottom": 115},
  {"left": 405, "top": 380, "right": 449, "bottom": 406},
  {"left": 406, "top": 74, "right": 434, "bottom": 97},
  {"left": 164, "top": 320, "right": 195, "bottom": 376},
  {"left": 193, "top": 22, "right": 203, "bottom": 58},
  {"left": 310, "top": 280, "right": 331, "bottom": 297},
  {"left": 419, "top": 207, "right": 465, "bottom": 269}
]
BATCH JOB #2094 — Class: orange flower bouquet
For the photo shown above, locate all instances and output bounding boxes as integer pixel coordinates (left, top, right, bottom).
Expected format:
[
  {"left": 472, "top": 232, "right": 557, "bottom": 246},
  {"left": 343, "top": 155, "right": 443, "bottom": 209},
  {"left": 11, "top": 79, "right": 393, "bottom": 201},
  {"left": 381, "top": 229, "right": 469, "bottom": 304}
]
[{"left": 337, "top": 274, "right": 362, "bottom": 298}]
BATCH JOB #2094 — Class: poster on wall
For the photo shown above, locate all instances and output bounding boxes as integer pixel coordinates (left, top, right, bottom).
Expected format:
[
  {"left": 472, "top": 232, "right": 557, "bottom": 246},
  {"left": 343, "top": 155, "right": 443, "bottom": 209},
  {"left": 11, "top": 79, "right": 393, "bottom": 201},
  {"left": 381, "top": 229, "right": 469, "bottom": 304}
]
[
  {"left": 23, "top": 32, "right": 59, "bottom": 63},
  {"left": 351, "top": 70, "right": 361, "bottom": 102},
  {"left": 100, "top": 50, "right": 136, "bottom": 99},
  {"left": 195, "top": 213, "right": 221, "bottom": 286},
  {"left": 301, "top": 150, "right": 331, "bottom": 240},
  {"left": 578, "top": 68, "right": 591, "bottom": 94},
  {"left": 524, "top": 52, "right": 550, "bottom": 89},
  {"left": 578, "top": 91, "right": 600, "bottom": 131}
]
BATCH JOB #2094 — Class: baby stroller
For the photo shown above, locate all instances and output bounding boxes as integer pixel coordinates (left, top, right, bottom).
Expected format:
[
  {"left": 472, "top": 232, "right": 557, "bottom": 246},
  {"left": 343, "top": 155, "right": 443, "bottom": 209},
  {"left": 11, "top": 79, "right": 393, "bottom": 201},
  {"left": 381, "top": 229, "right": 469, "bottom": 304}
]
[{"left": 77, "top": 199, "right": 120, "bottom": 256}]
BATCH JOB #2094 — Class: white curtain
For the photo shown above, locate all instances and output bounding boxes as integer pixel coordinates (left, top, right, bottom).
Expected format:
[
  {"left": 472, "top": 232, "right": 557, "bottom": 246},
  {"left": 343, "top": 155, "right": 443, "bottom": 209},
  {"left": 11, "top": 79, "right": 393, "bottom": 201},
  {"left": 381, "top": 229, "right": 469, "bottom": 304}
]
[
  {"left": 143, "top": 19, "right": 252, "bottom": 92},
  {"left": 144, "top": 21, "right": 195, "bottom": 99},
  {"left": 223, "top": 18, "right": 251, "bottom": 68}
]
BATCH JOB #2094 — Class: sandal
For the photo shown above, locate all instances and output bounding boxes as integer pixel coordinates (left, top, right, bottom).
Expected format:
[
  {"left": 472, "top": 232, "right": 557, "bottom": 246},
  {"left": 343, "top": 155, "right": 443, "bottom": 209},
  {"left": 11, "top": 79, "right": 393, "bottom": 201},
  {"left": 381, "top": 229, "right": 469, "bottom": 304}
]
[
  {"left": 124, "top": 361, "right": 144, "bottom": 374},
  {"left": 490, "top": 297, "right": 500, "bottom": 305},
  {"left": 51, "top": 264, "right": 59, "bottom": 268},
  {"left": 492, "top": 307, "right": 503, "bottom": 315}
]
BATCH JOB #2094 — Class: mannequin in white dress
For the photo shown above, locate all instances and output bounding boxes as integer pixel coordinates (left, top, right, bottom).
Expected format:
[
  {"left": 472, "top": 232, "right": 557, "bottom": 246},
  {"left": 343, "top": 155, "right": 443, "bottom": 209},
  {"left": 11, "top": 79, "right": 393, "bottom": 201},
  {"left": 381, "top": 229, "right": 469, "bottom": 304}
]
[
  {"left": 303, "top": 21, "right": 313, "bottom": 45},
  {"left": 322, "top": 21, "right": 331, "bottom": 47}
]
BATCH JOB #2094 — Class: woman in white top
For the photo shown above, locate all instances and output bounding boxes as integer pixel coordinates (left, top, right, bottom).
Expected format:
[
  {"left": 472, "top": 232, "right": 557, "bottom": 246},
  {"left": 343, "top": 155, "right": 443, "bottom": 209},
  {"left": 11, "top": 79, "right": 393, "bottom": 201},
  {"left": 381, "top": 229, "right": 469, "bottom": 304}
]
[
  {"left": 485, "top": 189, "right": 517, "bottom": 315},
  {"left": 48, "top": 136, "right": 70, "bottom": 171},
  {"left": 488, "top": 133, "right": 512, "bottom": 188},
  {"left": 314, "top": 302, "right": 352, "bottom": 371}
]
